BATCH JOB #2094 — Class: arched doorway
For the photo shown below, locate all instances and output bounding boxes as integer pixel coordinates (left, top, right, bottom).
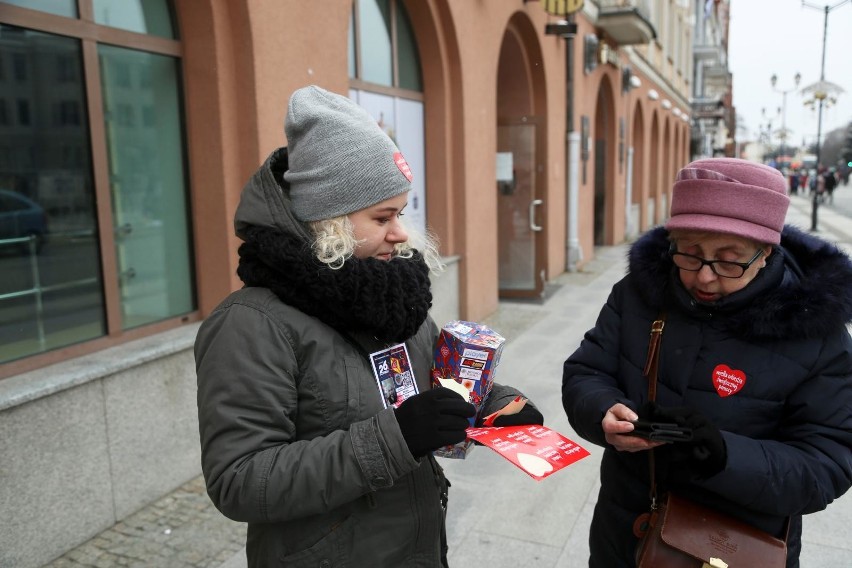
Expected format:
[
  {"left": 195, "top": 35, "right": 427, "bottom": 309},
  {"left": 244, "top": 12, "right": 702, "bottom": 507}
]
[
  {"left": 496, "top": 14, "right": 547, "bottom": 298},
  {"left": 594, "top": 77, "right": 616, "bottom": 245}
]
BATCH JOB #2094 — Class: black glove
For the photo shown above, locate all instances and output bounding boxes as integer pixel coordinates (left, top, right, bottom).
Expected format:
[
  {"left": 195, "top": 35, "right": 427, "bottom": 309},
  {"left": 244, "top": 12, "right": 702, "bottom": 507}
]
[
  {"left": 394, "top": 387, "right": 476, "bottom": 458},
  {"left": 640, "top": 402, "right": 727, "bottom": 479},
  {"left": 491, "top": 404, "right": 544, "bottom": 427}
]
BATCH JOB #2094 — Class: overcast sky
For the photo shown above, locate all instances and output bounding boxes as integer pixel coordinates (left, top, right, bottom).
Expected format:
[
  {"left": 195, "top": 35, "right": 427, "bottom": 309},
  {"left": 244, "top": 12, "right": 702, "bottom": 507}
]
[{"left": 727, "top": 0, "right": 852, "bottom": 146}]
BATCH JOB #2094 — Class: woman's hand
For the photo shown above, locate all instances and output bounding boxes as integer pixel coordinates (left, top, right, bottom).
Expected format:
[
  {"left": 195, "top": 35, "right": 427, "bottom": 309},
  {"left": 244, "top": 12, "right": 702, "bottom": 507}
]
[{"left": 602, "top": 403, "right": 665, "bottom": 452}]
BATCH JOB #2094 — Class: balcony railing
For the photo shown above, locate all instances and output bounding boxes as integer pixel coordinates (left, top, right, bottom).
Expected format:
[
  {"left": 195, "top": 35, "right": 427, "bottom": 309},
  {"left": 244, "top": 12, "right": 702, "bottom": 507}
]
[
  {"left": 694, "top": 43, "right": 723, "bottom": 63},
  {"left": 595, "top": 0, "right": 656, "bottom": 45}
]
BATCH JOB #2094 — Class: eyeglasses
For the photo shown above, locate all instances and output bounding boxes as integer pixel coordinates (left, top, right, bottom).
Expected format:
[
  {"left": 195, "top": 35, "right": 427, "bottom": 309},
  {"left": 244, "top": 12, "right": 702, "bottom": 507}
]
[{"left": 669, "top": 247, "right": 764, "bottom": 279}]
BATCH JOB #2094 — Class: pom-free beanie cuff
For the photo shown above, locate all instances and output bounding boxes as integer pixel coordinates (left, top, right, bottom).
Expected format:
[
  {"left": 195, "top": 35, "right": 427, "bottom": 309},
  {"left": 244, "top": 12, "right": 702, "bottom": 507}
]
[{"left": 283, "top": 85, "right": 413, "bottom": 222}]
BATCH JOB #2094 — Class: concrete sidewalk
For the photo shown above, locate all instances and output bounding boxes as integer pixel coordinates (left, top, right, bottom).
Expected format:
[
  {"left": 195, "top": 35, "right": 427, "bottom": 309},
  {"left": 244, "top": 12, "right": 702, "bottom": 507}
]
[
  {"left": 47, "top": 191, "right": 852, "bottom": 568},
  {"left": 219, "top": 192, "right": 852, "bottom": 568}
]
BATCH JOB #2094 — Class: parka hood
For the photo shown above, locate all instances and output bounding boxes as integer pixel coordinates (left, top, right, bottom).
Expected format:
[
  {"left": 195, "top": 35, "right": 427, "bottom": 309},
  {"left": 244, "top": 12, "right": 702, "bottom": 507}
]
[
  {"left": 628, "top": 225, "right": 852, "bottom": 340},
  {"left": 234, "top": 147, "right": 312, "bottom": 242}
]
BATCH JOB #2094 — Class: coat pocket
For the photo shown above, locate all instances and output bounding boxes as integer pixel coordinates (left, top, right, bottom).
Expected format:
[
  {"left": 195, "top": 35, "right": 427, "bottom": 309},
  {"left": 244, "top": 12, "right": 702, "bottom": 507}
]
[{"left": 278, "top": 514, "right": 358, "bottom": 567}]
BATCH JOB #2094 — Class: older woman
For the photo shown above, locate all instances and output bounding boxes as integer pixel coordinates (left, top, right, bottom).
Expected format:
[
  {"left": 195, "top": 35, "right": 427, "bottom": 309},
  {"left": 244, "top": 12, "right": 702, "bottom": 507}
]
[{"left": 562, "top": 158, "right": 852, "bottom": 567}]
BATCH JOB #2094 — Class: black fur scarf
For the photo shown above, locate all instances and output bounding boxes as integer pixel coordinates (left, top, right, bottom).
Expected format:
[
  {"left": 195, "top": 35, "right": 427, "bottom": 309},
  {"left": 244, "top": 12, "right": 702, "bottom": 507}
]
[{"left": 237, "top": 225, "right": 432, "bottom": 344}]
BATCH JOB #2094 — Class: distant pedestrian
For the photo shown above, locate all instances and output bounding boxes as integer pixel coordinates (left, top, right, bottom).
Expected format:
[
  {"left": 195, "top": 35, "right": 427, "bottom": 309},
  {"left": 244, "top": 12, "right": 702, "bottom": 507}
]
[
  {"left": 788, "top": 170, "right": 800, "bottom": 195},
  {"left": 561, "top": 158, "right": 852, "bottom": 567},
  {"left": 824, "top": 167, "right": 838, "bottom": 204},
  {"left": 195, "top": 85, "right": 543, "bottom": 568},
  {"left": 815, "top": 171, "right": 826, "bottom": 203}
]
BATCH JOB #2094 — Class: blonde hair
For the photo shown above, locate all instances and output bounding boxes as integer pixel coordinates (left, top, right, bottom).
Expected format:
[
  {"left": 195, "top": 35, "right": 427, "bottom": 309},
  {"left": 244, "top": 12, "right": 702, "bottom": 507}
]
[{"left": 309, "top": 215, "right": 445, "bottom": 273}]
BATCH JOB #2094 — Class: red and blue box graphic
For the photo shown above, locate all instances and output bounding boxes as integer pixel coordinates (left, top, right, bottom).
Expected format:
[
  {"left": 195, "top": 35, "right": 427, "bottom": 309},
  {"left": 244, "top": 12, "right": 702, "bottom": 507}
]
[{"left": 431, "top": 320, "right": 506, "bottom": 458}]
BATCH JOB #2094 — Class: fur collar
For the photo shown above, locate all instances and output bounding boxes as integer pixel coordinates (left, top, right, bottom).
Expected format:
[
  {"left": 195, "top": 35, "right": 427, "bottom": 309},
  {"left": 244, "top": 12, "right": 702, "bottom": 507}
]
[{"left": 628, "top": 225, "right": 852, "bottom": 340}]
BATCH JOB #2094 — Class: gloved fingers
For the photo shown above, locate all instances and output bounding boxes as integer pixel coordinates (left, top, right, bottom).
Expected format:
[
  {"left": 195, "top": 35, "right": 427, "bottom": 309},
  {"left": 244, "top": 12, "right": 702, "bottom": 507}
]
[
  {"left": 437, "top": 399, "right": 476, "bottom": 418},
  {"left": 436, "top": 429, "right": 468, "bottom": 447},
  {"left": 492, "top": 406, "right": 544, "bottom": 427},
  {"left": 436, "top": 414, "right": 473, "bottom": 432},
  {"left": 692, "top": 445, "right": 712, "bottom": 462},
  {"left": 637, "top": 401, "right": 659, "bottom": 420},
  {"left": 655, "top": 406, "right": 706, "bottom": 426},
  {"left": 683, "top": 413, "right": 712, "bottom": 431}
]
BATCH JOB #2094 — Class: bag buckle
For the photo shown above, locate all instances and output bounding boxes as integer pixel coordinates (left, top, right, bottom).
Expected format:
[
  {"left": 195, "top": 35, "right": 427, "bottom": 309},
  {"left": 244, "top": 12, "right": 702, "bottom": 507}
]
[{"left": 702, "top": 559, "right": 728, "bottom": 568}]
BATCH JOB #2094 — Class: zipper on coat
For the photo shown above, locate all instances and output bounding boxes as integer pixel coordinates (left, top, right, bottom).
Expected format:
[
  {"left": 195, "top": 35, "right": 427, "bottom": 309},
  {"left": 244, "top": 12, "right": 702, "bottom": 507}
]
[{"left": 364, "top": 491, "right": 377, "bottom": 509}]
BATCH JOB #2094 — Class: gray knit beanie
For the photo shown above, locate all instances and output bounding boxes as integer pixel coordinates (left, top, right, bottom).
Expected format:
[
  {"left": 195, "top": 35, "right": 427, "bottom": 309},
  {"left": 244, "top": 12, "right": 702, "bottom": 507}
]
[{"left": 283, "top": 85, "right": 413, "bottom": 222}]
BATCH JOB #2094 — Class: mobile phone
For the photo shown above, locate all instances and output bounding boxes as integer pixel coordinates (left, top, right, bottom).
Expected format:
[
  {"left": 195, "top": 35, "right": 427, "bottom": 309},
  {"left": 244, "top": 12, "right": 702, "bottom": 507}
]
[{"left": 625, "top": 419, "right": 693, "bottom": 442}]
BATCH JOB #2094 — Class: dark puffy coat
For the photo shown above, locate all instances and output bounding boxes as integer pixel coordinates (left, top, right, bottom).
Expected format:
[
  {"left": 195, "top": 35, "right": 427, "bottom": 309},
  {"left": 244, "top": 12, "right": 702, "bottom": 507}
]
[{"left": 563, "top": 226, "right": 852, "bottom": 567}]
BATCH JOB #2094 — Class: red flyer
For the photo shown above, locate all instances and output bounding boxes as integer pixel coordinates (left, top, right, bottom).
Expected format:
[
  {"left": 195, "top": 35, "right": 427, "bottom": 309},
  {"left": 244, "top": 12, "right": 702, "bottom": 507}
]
[{"left": 465, "top": 424, "right": 590, "bottom": 481}]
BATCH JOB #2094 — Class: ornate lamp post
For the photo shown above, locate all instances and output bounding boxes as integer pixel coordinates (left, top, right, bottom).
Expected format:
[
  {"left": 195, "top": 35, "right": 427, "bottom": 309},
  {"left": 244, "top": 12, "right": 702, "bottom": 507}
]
[
  {"left": 770, "top": 72, "right": 801, "bottom": 162},
  {"left": 760, "top": 107, "right": 781, "bottom": 162},
  {"left": 801, "top": 0, "right": 850, "bottom": 231}
]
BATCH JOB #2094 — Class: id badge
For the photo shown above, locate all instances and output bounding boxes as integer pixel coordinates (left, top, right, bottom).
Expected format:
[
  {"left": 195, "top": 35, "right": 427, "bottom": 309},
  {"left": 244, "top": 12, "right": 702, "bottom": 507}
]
[{"left": 369, "top": 343, "right": 419, "bottom": 409}]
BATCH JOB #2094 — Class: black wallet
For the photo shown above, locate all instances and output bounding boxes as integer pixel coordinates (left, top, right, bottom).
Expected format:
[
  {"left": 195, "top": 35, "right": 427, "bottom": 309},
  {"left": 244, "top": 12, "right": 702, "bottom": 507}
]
[{"left": 625, "top": 419, "right": 693, "bottom": 442}]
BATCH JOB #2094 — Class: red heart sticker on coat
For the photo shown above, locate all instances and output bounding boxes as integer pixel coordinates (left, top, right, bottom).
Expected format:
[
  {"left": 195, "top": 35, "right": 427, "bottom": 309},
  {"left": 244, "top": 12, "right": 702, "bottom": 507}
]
[{"left": 712, "top": 364, "right": 746, "bottom": 397}]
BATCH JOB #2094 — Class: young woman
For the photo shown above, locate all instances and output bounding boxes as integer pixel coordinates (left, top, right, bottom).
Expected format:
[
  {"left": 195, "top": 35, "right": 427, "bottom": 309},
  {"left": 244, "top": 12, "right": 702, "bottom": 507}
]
[
  {"left": 562, "top": 158, "right": 852, "bottom": 567},
  {"left": 195, "top": 85, "right": 542, "bottom": 567}
]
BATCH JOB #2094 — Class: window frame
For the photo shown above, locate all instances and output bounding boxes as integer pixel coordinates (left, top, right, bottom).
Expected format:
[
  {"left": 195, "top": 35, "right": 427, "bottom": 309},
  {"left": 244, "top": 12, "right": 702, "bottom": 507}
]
[
  {"left": 349, "top": 0, "right": 424, "bottom": 102},
  {"left": 0, "top": 2, "right": 198, "bottom": 380}
]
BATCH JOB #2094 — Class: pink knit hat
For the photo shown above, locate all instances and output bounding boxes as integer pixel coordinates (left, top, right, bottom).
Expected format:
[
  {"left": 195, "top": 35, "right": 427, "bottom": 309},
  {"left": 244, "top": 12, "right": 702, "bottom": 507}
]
[{"left": 665, "top": 158, "right": 790, "bottom": 244}]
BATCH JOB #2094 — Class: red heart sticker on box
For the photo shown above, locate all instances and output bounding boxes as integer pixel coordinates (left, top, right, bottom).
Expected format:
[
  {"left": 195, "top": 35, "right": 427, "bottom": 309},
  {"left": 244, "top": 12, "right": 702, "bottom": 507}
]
[{"left": 712, "top": 364, "right": 746, "bottom": 397}]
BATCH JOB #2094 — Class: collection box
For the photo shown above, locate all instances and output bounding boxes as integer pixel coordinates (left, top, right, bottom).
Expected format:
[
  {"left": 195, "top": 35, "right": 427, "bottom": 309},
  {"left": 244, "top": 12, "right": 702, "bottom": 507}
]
[{"left": 431, "top": 320, "right": 506, "bottom": 458}]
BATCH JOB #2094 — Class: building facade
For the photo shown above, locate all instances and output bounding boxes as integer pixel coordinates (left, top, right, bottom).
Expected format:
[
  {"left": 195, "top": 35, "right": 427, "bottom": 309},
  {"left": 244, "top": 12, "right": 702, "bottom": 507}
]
[
  {"left": 0, "top": 1, "right": 694, "bottom": 565},
  {"left": 689, "top": 0, "right": 734, "bottom": 158}
]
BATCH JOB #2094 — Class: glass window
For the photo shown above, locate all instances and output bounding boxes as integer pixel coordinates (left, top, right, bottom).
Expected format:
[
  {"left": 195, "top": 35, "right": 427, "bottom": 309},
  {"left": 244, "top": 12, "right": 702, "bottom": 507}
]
[
  {"left": 350, "top": 0, "right": 422, "bottom": 92},
  {"left": 395, "top": 5, "right": 421, "bottom": 91},
  {"left": 0, "top": 1, "right": 194, "bottom": 368},
  {"left": 12, "top": 52, "right": 27, "bottom": 81},
  {"left": 16, "top": 99, "right": 30, "bottom": 124},
  {"left": 358, "top": 0, "right": 393, "bottom": 86},
  {"left": 92, "top": 0, "right": 176, "bottom": 39},
  {"left": 0, "top": 25, "right": 105, "bottom": 364},
  {"left": 0, "top": 0, "right": 77, "bottom": 18},
  {"left": 98, "top": 44, "right": 194, "bottom": 330}
]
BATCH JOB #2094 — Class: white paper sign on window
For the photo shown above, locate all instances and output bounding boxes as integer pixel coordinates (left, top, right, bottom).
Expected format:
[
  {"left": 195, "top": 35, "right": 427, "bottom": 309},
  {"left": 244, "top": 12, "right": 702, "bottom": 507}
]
[{"left": 496, "top": 152, "right": 514, "bottom": 182}]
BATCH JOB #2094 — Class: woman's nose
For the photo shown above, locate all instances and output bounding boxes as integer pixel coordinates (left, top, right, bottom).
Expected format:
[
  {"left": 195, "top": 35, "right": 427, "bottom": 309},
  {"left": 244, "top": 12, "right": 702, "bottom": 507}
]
[
  {"left": 696, "top": 263, "right": 718, "bottom": 282},
  {"left": 388, "top": 219, "right": 408, "bottom": 243}
]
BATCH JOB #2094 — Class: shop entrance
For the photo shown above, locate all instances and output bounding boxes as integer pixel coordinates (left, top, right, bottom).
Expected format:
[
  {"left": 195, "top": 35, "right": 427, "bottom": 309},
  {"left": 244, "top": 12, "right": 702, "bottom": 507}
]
[{"left": 497, "top": 118, "right": 545, "bottom": 298}]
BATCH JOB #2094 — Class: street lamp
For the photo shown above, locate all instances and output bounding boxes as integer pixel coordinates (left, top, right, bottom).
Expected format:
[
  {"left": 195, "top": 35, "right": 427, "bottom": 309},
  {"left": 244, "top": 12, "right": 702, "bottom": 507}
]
[
  {"left": 770, "top": 72, "right": 801, "bottom": 162},
  {"left": 760, "top": 107, "right": 781, "bottom": 161},
  {"left": 801, "top": 0, "right": 850, "bottom": 231}
]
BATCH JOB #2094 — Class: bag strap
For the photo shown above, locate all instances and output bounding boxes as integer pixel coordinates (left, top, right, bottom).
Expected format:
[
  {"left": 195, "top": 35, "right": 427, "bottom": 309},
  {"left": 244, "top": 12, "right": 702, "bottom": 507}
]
[
  {"left": 643, "top": 313, "right": 666, "bottom": 509},
  {"left": 641, "top": 313, "right": 792, "bottom": 543},
  {"left": 642, "top": 316, "right": 666, "bottom": 402}
]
